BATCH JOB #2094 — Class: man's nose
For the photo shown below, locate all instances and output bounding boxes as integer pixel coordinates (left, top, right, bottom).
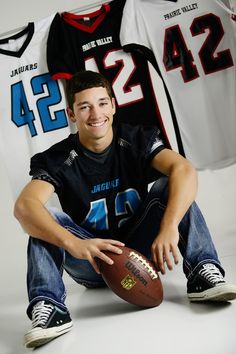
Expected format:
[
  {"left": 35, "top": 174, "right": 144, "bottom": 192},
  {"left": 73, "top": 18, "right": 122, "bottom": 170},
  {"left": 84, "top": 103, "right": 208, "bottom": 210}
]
[{"left": 90, "top": 105, "right": 101, "bottom": 119}]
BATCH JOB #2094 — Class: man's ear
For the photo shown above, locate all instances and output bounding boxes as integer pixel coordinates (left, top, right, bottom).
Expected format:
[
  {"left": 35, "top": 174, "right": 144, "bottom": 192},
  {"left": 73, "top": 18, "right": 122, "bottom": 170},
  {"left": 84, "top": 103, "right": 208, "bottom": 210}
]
[
  {"left": 112, "top": 97, "right": 116, "bottom": 115},
  {"left": 67, "top": 107, "right": 76, "bottom": 123}
]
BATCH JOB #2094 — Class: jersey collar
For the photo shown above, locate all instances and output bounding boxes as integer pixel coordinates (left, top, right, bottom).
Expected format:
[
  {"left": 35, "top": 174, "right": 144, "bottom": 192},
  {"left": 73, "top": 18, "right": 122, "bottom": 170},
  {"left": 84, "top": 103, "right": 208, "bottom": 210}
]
[
  {"left": 0, "top": 22, "right": 34, "bottom": 58},
  {"left": 62, "top": 3, "right": 111, "bottom": 33}
]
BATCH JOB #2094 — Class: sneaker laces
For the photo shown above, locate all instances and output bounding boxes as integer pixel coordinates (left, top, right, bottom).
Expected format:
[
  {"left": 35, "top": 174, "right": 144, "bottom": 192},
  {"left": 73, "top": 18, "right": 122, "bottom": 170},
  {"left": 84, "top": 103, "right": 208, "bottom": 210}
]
[
  {"left": 199, "top": 263, "right": 225, "bottom": 284},
  {"left": 31, "top": 301, "right": 54, "bottom": 328}
]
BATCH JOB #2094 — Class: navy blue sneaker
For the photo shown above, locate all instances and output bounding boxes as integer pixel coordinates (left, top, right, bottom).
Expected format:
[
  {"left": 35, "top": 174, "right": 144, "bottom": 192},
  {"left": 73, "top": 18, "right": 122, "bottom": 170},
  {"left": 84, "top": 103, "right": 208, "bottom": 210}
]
[
  {"left": 187, "top": 263, "right": 236, "bottom": 302},
  {"left": 24, "top": 300, "right": 73, "bottom": 348}
]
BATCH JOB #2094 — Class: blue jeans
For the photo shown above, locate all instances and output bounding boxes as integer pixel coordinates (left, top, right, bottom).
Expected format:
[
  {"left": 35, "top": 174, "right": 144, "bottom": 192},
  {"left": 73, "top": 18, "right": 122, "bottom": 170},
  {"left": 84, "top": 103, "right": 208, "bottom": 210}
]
[{"left": 26, "top": 176, "right": 223, "bottom": 318}]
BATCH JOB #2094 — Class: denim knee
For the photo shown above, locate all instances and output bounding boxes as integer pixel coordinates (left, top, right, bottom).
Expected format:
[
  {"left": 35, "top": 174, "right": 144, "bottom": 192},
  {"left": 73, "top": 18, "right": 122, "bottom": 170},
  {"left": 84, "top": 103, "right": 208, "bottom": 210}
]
[
  {"left": 148, "top": 176, "right": 169, "bottom": 204},
  {"left": 47, "top": 207, "right": 70, "bottom": 225}
]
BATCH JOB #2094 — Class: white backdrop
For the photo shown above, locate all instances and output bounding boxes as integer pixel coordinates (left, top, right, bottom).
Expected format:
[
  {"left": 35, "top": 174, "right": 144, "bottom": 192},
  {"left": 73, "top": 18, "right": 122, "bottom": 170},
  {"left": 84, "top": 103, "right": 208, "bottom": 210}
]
[{"left": 0, "top": 0, "right": 236, "bottom": 307}]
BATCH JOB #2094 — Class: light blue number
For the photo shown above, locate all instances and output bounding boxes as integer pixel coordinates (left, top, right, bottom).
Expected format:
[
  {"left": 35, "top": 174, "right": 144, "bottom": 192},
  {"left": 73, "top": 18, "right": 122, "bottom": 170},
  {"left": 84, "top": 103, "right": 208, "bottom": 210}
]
[
  {"left": 82, "top": 199, "right": 108, "bottom": 231},
  {"left": 11, "top": 73, "right": 68, "bottom": 137},
  {"left": 82, "top": 189, "right": 141, "bottom": 231},
  {"left": 115, "top": 188, "right": 141, "bottom": 227},
  {"left": 11, "top": 81, "right": 37, "bottom": 136},
  {"left": 31, "top": 73, "right": 68, "bottom": 133}
]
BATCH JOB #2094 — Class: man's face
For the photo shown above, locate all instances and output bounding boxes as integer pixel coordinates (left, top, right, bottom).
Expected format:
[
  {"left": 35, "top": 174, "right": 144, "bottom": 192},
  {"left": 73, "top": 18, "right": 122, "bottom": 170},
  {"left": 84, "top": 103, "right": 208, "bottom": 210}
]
[{"left": 68, "top": 86, "right": 116, "bottom": 148}]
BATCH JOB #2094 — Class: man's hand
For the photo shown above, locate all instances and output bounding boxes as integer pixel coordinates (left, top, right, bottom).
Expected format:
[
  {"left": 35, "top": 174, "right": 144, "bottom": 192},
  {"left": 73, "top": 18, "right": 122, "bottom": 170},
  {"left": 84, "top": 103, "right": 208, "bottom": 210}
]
[
  {"left": 66, "top": 238, "right": 125, "bottom": 274},
  {"left": 150, "top": 149, "right": 197, "bottom": 274},
  {"left": 151, "top": 225, "right": 179, "bottom": 274}
]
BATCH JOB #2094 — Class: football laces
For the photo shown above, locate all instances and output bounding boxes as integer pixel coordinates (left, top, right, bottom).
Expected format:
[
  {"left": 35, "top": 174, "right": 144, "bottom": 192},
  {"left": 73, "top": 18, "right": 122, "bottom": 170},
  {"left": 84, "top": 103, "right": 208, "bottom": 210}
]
[{"left": 129, "top": 251, "right": 158, "bottom": 280}]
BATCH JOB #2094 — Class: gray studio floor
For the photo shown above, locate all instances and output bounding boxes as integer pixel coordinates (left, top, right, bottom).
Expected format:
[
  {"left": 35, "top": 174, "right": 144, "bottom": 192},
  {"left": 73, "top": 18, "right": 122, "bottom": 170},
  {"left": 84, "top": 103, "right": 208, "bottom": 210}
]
[{"left": 1, "top": 165, "right": 236, "bottom": 354}]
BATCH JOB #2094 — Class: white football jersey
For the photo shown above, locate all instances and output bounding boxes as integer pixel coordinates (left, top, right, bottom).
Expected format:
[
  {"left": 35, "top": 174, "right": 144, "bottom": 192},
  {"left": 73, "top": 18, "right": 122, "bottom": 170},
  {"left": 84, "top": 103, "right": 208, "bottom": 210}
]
[
  {"left": 120, "top": 0, "right": 236, "bottom": 170},
  {"left": 0, "top": 15, "right": 73, "bottom": 198}
]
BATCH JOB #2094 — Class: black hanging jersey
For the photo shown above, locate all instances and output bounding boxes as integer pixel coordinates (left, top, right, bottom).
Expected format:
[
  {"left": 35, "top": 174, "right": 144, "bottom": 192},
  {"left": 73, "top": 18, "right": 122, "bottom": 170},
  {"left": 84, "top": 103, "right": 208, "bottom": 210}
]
[
  {"left": 30, "top": 124, "right": 165, "bottom": 239},
  {"left": 46, "top": 0, "right": 170, "bottom": 146}
]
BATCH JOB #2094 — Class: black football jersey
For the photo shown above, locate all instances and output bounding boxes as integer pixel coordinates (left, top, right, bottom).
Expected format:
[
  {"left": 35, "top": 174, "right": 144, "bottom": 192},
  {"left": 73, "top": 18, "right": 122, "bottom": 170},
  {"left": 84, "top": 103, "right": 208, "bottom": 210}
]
[
  {"left": 46, "top": 0, "right": 170, "bottom": 146},
  {"left": 30, "top": 124, "right": 165, "bottom": 239}
]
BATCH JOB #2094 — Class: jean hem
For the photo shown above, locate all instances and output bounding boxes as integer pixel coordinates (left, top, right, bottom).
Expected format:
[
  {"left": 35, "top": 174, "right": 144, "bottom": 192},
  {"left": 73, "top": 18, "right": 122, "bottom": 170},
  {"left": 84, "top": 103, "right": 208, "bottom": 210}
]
[
  {"left": 186, "top": 259, "right": 225, "bottom": 281},
  {"left": 26, "top": 295, "right": 68, "bottom": 319}
]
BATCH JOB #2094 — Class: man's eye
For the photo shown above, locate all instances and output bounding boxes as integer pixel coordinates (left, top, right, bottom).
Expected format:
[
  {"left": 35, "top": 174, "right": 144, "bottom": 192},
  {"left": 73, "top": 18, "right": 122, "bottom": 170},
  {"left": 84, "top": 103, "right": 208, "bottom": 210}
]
[{"left": 80, "top": 106, "right": 89, "bottom": 111}]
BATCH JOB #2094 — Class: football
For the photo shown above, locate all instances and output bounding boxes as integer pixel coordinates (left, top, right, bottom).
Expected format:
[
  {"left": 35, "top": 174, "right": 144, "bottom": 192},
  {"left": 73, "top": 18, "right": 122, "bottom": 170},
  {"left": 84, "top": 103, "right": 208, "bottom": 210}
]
[{"left": 98, "top": 246, "right": 163, "bottom": 308}]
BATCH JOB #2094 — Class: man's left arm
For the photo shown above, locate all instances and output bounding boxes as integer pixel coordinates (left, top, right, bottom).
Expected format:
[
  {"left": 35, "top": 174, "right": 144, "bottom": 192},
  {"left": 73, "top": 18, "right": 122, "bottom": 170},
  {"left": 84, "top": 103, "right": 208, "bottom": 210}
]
[{"left": 150, "top": 148, "right": 198, "bottom": 274}]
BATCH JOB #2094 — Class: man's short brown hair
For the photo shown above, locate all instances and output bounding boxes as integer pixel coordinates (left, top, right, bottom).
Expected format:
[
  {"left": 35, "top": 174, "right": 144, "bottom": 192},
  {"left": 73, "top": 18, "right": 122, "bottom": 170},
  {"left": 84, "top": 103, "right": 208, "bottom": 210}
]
[{"left": 66, "top": 70, "right": 114, "bottom": 110}]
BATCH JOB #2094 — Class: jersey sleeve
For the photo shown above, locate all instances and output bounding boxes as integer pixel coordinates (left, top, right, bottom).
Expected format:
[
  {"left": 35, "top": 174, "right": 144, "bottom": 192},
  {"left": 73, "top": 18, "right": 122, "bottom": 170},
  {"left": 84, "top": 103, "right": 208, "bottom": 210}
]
[
  {"left": 120, "top": 0, "right": 150, "bottom": 50},
  {"left": 134, "top": 125, "right": 165, "bottom": 182},
  {"left": 29, "top": 151, "right": 62, "bottom": 191},
  {"left": 120, "top": 0, "right": 159, "bottom": 67},
  {"left": 143, "top": 126, "right": 165, "bottom": 162},
  {"left": 141, "top": 126, "right": 166, "bottom": 183},
  {"left": 47, "top": 13, "right": 74, "bottom": 80},
  {"left": 120, "top": 124, "right": 165, "bottom": 163}
]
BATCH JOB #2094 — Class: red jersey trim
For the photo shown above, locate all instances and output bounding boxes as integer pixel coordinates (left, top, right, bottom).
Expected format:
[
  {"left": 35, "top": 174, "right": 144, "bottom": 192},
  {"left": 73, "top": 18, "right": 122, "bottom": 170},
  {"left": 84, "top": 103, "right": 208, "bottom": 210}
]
[
  {"left": 62, "top": 3, "right": 111, "bottom": 33},
  {"left": 52, "top": 72, "right": 73, "bottom": 80}
]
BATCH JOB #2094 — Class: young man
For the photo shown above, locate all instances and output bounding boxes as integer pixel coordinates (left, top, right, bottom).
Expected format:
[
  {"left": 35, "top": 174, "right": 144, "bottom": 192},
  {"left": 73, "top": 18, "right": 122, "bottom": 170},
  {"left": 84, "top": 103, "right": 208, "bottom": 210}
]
[{"left": 14, "top": 70, "right": 236, "bottom": 348}]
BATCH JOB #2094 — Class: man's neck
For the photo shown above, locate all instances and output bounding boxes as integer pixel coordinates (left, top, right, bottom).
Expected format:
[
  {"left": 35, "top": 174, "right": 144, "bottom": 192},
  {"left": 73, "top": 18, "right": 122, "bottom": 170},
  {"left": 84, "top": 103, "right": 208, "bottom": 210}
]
[{"left": 78, "top": 131, "right": 113, "bottom": 153}]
